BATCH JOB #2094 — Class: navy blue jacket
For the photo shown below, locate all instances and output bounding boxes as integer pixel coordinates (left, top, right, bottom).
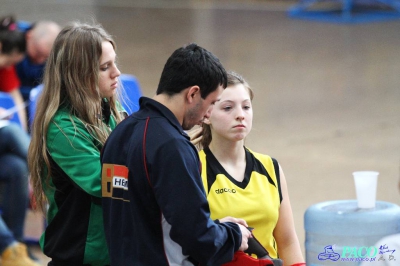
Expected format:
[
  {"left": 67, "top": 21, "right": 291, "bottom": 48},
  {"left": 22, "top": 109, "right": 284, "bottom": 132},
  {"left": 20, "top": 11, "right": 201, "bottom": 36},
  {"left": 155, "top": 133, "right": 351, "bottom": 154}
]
[
  {"left": 101, "top": 97, "right": 242, "bottom": 266},
  {"left": 16, "top": 56, "right": 45, "bottom": 100}
]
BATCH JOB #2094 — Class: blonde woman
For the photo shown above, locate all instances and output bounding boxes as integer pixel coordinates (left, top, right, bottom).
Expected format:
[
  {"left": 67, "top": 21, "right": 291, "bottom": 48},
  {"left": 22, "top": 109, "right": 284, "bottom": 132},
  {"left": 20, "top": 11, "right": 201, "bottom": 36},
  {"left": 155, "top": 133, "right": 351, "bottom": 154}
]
[
  {"left": 28, "top": 22, "right": 124, "bottom": 266},
  {"left": 198, "top": 72, "right": 305, "bottom": 266}
]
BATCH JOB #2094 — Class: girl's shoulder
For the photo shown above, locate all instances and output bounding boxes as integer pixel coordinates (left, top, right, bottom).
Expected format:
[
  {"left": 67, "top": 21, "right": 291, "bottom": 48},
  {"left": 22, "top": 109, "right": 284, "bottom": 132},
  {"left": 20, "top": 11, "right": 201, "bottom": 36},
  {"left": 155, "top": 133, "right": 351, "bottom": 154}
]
[
  {"left": 48, "top": 108, "right": 89, "bottom": 142},
  {"left": 245, "top": 147, "right": 273, "bottom": 162},
  {"left": 50, "top": 108, "right": 84, "bottom": 127}
]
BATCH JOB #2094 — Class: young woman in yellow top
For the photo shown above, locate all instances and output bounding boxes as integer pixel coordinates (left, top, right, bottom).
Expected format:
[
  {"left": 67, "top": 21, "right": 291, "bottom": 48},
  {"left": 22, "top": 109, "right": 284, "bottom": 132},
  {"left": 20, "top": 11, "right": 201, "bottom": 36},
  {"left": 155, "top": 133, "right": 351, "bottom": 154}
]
[{"left": 197, "top": 71, "right": 305, "bottom": 266}]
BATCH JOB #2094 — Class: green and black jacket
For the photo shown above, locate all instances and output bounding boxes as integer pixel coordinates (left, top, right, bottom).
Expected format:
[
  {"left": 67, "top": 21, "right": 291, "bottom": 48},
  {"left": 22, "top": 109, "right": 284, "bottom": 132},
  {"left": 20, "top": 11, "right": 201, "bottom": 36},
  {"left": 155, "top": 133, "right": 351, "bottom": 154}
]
[{"left": 40, "top": 102, "right": 119, "bottom": 266}]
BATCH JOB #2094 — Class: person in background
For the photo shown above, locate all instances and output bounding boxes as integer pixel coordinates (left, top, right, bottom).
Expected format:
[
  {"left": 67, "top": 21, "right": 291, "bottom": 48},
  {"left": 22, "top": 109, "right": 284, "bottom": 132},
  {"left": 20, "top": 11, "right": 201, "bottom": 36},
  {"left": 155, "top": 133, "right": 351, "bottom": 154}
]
[
  {"left": 16, "top": 20, "right": 61, "bottom": 102},
  {"left": 28, "top": 22, "right": 125, "bottom": 265},
  {"left": 0, "top": 15, "right": 28, "bottom": 131},
  {"left": 101, "top": 43, "right": 251, "bottom": 266},
  {"left": 197, "top": 71, "right": 305, "bottom": 266},
  {"left": 0, "top": 217, "right": 40, "bottom": 266},
  {"left": 0, "top": 109, "right": 39, "bottom": 266}
]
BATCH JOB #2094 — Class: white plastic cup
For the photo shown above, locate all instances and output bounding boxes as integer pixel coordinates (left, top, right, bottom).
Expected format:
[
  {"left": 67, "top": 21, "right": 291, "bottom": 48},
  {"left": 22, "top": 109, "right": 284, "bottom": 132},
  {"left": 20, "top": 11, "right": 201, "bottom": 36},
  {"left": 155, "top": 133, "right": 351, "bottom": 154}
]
[{"left": 352, "top": 171, "right": 379, "bottom": 208}]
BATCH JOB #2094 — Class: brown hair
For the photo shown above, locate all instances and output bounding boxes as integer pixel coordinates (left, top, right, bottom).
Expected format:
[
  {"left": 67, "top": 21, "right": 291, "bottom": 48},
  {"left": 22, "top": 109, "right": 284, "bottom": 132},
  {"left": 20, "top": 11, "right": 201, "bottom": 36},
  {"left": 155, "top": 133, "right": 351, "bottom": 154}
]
[{"left": 0, "top": 15, "right": 26, "bottom": 55}]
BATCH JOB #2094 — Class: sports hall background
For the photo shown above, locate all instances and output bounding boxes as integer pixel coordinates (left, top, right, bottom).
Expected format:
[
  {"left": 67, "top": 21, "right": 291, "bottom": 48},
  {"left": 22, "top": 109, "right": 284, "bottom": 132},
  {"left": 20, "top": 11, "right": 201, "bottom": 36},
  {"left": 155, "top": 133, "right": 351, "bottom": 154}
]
[{"left": 1, "top": 0, "right": 399, "bottom": 264}]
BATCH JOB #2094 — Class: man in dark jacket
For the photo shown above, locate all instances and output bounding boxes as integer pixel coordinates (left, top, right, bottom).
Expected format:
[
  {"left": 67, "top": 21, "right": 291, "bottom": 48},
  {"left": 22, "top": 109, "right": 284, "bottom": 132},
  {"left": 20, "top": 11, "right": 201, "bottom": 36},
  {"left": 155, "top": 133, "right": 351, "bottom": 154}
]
[{"left": 101, "top": 43, "right": 251, "bottom": 266}]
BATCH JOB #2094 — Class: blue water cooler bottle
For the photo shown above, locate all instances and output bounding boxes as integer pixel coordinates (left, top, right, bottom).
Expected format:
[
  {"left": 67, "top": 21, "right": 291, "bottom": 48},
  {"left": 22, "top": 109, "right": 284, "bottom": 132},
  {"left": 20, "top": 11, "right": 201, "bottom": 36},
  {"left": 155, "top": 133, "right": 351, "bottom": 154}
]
[{"left": 304, "top": 200, "right": 400, "bottom": 266}]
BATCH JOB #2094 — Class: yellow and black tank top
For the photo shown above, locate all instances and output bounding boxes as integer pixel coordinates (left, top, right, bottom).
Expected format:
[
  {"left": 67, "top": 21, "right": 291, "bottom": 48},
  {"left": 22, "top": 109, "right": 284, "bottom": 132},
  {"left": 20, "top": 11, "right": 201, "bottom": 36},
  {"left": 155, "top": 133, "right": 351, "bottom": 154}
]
[{"left": 199, "top": 147, "right": 282, "bottom": 259}]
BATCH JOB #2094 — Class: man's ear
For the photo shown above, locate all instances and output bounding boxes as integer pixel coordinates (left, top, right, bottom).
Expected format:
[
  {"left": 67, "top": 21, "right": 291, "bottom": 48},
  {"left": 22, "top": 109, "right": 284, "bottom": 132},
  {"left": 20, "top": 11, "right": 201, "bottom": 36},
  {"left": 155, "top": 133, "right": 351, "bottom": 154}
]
[{"left": 186, "top": 86, "right": 200, "bottom": 104}]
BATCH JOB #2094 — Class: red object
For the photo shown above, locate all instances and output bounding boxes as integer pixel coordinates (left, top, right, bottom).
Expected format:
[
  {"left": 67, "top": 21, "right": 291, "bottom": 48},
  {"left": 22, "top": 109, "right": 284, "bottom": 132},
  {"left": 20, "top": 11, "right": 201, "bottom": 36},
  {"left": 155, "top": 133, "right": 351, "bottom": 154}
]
[
  {"left": 291, "top": 263, "right": 306, "bottom": 266},
  {"left": 0, "top": 66, "right": 20, "bottom": 92},
  {"left": 222, "top": 251, "right": 275, "bottom": 266}
]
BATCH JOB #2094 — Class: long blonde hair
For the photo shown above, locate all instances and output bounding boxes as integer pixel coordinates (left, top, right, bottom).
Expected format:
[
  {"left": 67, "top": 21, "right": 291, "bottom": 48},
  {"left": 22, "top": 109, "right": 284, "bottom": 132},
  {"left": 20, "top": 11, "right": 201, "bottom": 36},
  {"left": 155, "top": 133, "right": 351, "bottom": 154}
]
[
  {"left": 200, "top": 71, "right": 254, "bottom": 149},
  {"left": 28, "top": 22, "right": 124, "bottom": 212}
]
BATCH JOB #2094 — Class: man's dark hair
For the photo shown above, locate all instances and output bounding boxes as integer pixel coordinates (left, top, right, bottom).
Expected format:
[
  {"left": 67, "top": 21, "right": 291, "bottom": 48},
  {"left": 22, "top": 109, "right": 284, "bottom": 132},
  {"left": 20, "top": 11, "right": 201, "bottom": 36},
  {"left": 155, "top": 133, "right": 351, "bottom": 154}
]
[
  {"left": 156, "top": 43, "right": 227, "bottom": 99},
  {"left": 0, "top": 15, "right": 26, "bottom": 54}
]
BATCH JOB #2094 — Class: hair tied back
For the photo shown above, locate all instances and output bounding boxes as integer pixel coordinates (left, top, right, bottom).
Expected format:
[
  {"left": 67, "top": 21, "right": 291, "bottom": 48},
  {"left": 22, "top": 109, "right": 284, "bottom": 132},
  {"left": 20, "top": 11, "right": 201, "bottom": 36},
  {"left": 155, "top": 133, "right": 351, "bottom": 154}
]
[{"left": 0, "top": 15, "right": 17, "bottom": 31}]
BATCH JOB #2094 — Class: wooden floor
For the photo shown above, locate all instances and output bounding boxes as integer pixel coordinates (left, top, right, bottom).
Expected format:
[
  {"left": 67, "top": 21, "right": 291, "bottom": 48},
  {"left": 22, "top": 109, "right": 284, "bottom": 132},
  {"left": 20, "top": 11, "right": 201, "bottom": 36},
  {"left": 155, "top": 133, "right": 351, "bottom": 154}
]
[{"left": 2, "top": 0, "right": 400, "bottom": 265}]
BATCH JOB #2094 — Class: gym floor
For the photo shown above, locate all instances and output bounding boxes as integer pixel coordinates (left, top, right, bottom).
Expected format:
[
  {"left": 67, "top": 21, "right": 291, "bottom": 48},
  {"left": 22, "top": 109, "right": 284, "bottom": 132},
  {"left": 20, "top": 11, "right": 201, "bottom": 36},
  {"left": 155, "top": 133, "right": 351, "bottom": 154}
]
[{"left": 2, "top": 0, "right": 399, "bottom": 265}]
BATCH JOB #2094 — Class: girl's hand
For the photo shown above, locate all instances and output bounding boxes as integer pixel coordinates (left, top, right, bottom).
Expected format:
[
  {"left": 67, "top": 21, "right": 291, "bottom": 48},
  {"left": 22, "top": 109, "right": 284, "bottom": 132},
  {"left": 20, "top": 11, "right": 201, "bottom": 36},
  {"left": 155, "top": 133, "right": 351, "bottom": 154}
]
[{"left": 0, "top": 107, "right": 12, "bottom": 120}]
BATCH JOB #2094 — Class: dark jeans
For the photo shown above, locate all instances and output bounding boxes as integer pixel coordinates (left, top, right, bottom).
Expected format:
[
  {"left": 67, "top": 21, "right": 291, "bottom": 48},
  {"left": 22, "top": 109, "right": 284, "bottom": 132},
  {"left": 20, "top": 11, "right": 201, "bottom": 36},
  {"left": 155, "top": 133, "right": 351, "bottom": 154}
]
[
  {"left": 0, "top": 215, "right": 14, "bottom": 254},
  {"left": 0, "top": 123, "right": 30, "bottom": 251}
]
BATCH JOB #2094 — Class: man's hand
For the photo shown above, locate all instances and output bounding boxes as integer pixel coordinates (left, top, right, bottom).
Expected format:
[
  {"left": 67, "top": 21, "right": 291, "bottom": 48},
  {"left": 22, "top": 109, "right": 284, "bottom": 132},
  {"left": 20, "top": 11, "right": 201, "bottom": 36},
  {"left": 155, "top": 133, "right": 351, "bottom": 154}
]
[
  {"left": 237, "top": 224, "right": 252, "bottom": 251},
  {"left": 219, "top": 216, "right": 248, "bottom": 227}
]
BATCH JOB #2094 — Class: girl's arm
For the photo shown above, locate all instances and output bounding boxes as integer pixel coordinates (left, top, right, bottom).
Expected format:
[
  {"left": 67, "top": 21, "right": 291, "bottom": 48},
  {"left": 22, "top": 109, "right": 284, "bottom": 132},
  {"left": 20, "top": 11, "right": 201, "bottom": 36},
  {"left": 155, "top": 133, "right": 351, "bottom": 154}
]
[
  {"left": 273, "top": 163, "right": 305, "bottom": 266},
  {"left": 9, "top": 89, "right": 27, "bottom": 131}
]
